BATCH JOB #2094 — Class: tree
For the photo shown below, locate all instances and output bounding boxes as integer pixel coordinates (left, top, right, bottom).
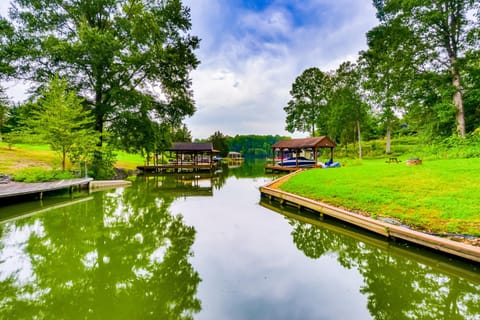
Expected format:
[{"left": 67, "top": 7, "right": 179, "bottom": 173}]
[
  {"left": 360, "top": 20, "right": 416, "bottom": 152},
  {"left": 27, "top": 75, "right": 99, "bottom": 171},
  {"left": 373, "top": 0, "right": 479, "bottom": 137},
  {"left": 0, "top": 17, "right": 16, "bottom": 79},
  {"left": 0, "top": 87, "right": 9, "bottom": 142},
  {"left": 327, "top": 62, "right": 368, "bottom": 158},
  {"left": 173, "top": 124, "right": 192, "bottom": 142},
  {"left": 9, "top": 0, "right": 200, "bottom": 148},
  {"left": 284, "top": 67, "right": 331, "bottom": 136},
  {"left": 209, "top": 131, "right": 228, "bottom": 157}
]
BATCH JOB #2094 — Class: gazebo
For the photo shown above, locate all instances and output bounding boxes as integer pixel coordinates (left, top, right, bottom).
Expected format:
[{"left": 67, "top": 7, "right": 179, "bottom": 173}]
[
  {"left": 269, "top": 136, "right": 336, "bottom": 169},
  {"left": 167, "top": 142, "right": 218, "bottom": 167},
  {"left": 137, "top": 142, "right": 219, "bottom": 173}
]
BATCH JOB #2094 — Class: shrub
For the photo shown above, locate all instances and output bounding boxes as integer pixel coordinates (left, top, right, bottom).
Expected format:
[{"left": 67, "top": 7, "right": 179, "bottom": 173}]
[{"left": 13, "top": 168, "right": 75, "bottom": 183}]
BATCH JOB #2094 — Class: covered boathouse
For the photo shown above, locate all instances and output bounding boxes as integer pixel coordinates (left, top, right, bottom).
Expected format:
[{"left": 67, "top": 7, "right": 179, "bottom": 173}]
[
  {"left": 137, "top": 142, "right": 219, "bottom": 173},
  {"left": 266, "top": 136, "right": 336, "bottom": 172}
]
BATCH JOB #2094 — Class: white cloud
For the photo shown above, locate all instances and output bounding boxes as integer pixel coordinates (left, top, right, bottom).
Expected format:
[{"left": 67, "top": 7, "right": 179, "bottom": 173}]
[
  {"left": 184, "top": 0, "right": 378, "bottom": 139},
  {"left": 0, "top": 0, "right": 379, "bottom": 139}
]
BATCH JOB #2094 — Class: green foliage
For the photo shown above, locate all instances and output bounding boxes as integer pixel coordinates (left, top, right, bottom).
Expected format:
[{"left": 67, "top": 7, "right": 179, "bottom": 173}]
[
  {"left": 226, "top": 134, "right": 288, "bottom": 158},
  {"left": 25, "top": 75, "right": 99, "bottom": 171},
  {"left": 208, "top": 131, "right": 229, "bottom": 157},
  {"left": 370, "top": 0, "right": 479, "bottom": 137},
  {"left": 13, "top": 168, "right": 75, "bottom": 183},
  {"left": 90, "top": 146, "right": 117, "bottom": 180},
  {"left": 172, "top": 124, "right": 192, "bottom": 142},
  {"left": 9, "top": 0, "right": 200, "bottom": 151},
  {"left": 284, "top": 67, "right": 331, "bottom": 136},
  {"left": 0, "top": 17, "right": 16, "bottom": 78},
  {"left": 111, "top": 111, "right": 172, "bottom": 158}
]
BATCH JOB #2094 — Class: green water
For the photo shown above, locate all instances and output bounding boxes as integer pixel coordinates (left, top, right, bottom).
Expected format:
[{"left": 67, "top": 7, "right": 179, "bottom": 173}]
[{"left": 0, "top": 160, "right": 479, "bottom": 319}]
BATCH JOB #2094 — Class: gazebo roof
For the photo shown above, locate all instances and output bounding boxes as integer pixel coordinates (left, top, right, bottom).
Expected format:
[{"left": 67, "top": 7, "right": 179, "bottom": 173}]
[
  {"left": 167, "top": 142, "right": 215, "bottom": 152},
  {"left": 272, "top": 136, "right": 336, "bottom": 149}
]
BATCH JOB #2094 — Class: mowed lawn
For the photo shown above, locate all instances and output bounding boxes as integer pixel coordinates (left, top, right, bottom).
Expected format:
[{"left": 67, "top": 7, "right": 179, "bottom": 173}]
[
  {"left": 279, "top": 158, "right": 480, "bottom": 236},
  {"left": 0, "top": 142, "right": 144, "bottom": 174}
]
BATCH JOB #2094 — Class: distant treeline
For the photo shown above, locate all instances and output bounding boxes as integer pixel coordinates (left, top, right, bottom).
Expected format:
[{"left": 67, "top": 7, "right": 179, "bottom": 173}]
[
  {"left": 196, "top": 132, "right": 289, "bottom": 158},
  {"left": 226, "top": 134, "right": 289, "bottom": 158}
]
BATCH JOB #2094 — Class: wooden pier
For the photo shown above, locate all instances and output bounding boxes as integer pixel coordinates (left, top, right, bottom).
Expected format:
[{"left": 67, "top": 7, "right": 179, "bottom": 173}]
[
  {"left": 260, "top": 172, "right": 480, "bottom": 263},
  {"left": 0, "top": 178, "right": 93, "bottom": 201},
  {"left": 264, "top": 165, "right": 303, "bottom": 173},
  {"left": 137, "top": 162, "right": 217, "bottom": 173}
]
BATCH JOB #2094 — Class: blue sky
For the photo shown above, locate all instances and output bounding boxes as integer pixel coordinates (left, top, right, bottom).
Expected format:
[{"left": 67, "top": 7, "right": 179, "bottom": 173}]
[
  {"left": 0, "top": 0, "right": 379, "bottom": 139},
  {"left": 183, "top": 0, "right": 378, "bottom": 138}
]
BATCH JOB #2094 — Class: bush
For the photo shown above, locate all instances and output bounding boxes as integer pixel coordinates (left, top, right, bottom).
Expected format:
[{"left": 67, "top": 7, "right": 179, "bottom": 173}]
[
  {"left": 90, "top": 147, "right": 117, "bottom": 180},
  {"left": 13, "top": 168, "right": 75, "bottom": 183}
]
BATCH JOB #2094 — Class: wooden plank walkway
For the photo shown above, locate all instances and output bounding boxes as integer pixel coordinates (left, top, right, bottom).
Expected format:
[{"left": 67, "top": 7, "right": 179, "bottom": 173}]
[{"left": 0, "top": 178, "right": 93, "bottom": 200}]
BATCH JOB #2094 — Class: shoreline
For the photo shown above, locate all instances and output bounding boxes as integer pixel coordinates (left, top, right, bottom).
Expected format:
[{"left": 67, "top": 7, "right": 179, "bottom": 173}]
[{"left": 259, "top": 171, "right": 480, "bottom": 263}]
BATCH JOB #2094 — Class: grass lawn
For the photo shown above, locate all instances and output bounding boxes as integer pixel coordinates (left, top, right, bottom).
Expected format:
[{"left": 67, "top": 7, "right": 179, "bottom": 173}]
[
  {"left": 0, "top": 142, "right": 144, "bottom": 174},
  {"left": 279, "top": 158, "right": 480, "bottom": 236}
]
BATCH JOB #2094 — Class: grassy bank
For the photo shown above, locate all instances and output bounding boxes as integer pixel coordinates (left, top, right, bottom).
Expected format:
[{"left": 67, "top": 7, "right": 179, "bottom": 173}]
[
  {"left": 279, "top": 158, "right": 480, "bottom": 236},
  {"left": 0, "top": 142, "right": 144, "bottom": 174}
]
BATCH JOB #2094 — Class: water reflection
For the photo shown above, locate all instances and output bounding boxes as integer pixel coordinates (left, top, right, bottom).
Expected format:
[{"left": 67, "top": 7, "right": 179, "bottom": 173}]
[
  {"left": 261, "top": 200, "right": 480, "bottom": 320},
  {"left": 0, "top": 160, "right": 479, "bottom": 319},
  {"left": 0, "top": 186, "right": 201, "bottom": 319}
]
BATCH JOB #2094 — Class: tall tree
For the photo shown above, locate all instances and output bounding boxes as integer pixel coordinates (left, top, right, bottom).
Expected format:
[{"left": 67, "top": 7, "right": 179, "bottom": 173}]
[
  {"left": 9, "top": 0, "right": 200, "bottom": 146},
  {"left": 209, "top": 131, "right": 228, "bottom": 157},
  {"left": 373, "top": 0, "right": 479, "bottom": 137},
  {"left": 27, "top": 75, "right": 99, "bottom": 171},
  {"left": 284, "top": 67, "right": 331, "bottom": 136},
  {"left": 360, "top": 19, "right": 416, "bottom": 152},
  {"left": 327, "top": 62, "right": 368, "bottom": 158}
]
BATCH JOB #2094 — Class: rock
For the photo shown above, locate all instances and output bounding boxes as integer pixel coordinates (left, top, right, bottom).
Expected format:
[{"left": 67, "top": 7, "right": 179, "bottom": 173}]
[{"left": 0, "top": 174, "right": 12, "bottom": 184}]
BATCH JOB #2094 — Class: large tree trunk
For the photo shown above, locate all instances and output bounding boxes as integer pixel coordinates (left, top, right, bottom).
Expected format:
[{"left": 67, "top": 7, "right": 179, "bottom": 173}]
[
  {"left": 451, "top": 65, "right": 465, "bottom": 137},
  {"left": 357, "top": 120, "right": 362, "bottom": 159},
  {"left": 62, "top": 148, "right": 66, "bottom": 171},
  {"left": 385, "top": 120, "right": 391, "bottom": 154},
  {"left": 95, "top": 89, "right": 104, "bottom": 146}
]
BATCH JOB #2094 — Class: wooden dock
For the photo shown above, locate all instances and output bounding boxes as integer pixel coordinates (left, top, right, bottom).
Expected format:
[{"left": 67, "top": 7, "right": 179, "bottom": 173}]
[
  {"left": 0, "top": 178, "right": 93, "bottom": 201},
  {"left": 137, "top": 162, "right": 217, "bottom": 173},
  {"left": 265, "top": 165, "right": 299, "bottom": 172},
  {"left": 260, "top": 172, "right": 480, "bottom": 263},
  {"left": 264, "top": 165, "right": 320, "bottom": 173}
]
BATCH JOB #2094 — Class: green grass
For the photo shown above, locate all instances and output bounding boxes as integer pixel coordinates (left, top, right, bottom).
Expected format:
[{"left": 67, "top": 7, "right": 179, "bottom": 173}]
[
  {"left": 0, "top": 142, "right": 144, "bottom": 174},
  {"left": 279, "top": 158, "right": 480, "bottom": 236}
]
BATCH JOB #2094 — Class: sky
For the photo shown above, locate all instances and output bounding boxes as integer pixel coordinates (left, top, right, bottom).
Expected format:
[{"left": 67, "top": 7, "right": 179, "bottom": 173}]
[{"left": 0, "top": 0, "right": 379, "bottom": 140}]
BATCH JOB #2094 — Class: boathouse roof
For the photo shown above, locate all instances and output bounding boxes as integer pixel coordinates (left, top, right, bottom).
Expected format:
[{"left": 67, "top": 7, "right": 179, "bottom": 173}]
[
  {"left": 271, "top": 136, "right": 336, "bottom": 150},
  {"left": 167, "top": 142, "right": 215, "bottom": 152}
]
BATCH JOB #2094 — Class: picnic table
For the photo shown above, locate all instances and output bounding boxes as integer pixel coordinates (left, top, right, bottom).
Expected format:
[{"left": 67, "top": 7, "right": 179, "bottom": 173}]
[{"left": 386, "top": 157, "right": 401, "bottom": 163}]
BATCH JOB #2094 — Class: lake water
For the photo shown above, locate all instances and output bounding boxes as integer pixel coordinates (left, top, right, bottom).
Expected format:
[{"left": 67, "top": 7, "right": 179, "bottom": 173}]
[{"left": 0, "top": 160, "right": 479, "bottom": 319}]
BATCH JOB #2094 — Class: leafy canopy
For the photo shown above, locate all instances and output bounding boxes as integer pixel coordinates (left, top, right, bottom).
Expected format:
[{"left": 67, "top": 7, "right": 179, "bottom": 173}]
[
  {"left": 284, "top": 67, "right": 331, "bottom": 136},
  {"left": 9, "top": 0, "right": 200, "bottom": 151}
]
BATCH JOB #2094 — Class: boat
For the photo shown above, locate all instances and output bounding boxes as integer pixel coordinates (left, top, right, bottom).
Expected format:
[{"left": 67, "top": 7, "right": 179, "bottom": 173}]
[{"left": 277, "top": 156, "right": 316, "bottom": 167}]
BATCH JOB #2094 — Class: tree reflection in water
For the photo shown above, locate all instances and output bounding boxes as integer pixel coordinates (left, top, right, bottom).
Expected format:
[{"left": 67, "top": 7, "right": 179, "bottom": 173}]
[
  {"left": 282, "top": 206, "right": 480, "bottom": 320},
  {"left": 0, "top": 184, "right": 201, "bottom": 319}
]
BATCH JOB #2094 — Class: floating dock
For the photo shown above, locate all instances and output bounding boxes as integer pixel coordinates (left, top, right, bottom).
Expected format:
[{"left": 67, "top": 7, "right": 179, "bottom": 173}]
[
  {"left": 260, "top": 172, "right": 480, "bottom": 263},
  {"left": 0, "top": 178, "right": 93, "bottom": 201},
  {"left": 137, "top": 162, "right": 218, "bottom": 173}
]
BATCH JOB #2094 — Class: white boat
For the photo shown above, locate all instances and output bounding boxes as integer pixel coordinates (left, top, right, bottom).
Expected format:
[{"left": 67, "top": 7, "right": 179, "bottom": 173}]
[{"left": 277, "top": 156, "right": 316, "bottom": 167}]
